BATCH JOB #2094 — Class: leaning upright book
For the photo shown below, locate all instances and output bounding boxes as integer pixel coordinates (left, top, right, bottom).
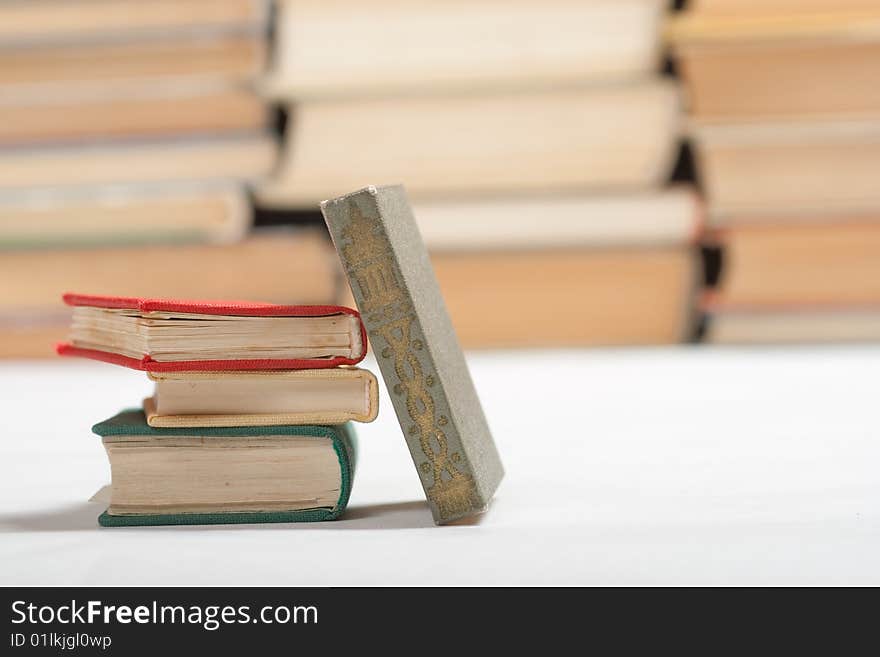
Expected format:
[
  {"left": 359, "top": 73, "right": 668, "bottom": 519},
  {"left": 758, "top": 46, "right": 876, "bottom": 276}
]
[{"left": 321, "top": 185, "right": 504, "bottom": 524}]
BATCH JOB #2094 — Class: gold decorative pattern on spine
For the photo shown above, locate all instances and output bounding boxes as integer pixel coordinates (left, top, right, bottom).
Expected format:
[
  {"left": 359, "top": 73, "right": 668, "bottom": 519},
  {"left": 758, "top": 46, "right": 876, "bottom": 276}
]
[{"left": 340, "top": 207, "right": 478, "bottom": 520}]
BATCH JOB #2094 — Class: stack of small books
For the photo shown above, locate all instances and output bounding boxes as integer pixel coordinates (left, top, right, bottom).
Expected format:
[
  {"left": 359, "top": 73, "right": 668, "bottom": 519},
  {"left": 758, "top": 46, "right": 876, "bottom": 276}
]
[{"left": 58, "top": 293, "right": 377, "bottom": 527}]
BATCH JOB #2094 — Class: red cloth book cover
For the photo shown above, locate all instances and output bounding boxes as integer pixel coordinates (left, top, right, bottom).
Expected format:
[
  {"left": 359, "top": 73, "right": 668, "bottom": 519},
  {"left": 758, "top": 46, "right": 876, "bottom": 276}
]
[{"left": 56, "top": 293, "right": 367, "bottom": 371}]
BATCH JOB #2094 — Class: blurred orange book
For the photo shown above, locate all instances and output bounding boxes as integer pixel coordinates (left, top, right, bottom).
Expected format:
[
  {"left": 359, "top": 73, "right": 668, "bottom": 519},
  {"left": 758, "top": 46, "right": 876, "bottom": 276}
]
[
  {"left": 429, "top": 247, "right": 700, "bottom": 349},
  {"left": 689, "top": 0, "right": 879, "bottom": 12},
  {"left": 0, "top": 35, "right": 266, "bottom": 93},
  {"left": 704, "top": 221, "right": 880, "bottom": 343},
  {"left": 708, "top": 221, "right": 880, "bottom": 307},
  {"left": 0, "top": 86, "right": 267, "bottom": 147},
  {"left": 0, "top": 0, "right": 267, "bottom": 44},
  {"left": 0, "top": 230, "right": 339, "bottom": 358},
  {"left": 669, "top": 7, "right": 880, "bottom": 120}
]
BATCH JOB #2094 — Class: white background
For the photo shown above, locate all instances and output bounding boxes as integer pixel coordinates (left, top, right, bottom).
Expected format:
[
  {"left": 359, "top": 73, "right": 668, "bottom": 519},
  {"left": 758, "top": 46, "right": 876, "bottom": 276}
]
[{"left": 1, "top": 347, "right": 878, "bottom": 585}]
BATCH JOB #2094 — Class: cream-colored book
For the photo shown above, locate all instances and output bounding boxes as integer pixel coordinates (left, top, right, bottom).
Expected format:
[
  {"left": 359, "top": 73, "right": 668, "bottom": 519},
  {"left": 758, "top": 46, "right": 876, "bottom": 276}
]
[
  {"left": 705, "top": 307, "right": 880, "bottom": 343},
  {"left": 691, "top": 119, "right": 880, "bottom": 218},
  {"left": 144, "top": 369, "right": 379, "bottom": 427},
  {"left": 0, "top": 133, "right": 276, "bottom": 191},
  {"left": 0, "top": 182, "right": 250, "bottom": 248},
  {"left": 411, "top": 187, "right": 701, "bottom": 251},
  {"left": 264, "top": 0, "right": 666, "bottom": 99},
  {"left": 259, "top": 80, "right": 681, "bottom": 208}
]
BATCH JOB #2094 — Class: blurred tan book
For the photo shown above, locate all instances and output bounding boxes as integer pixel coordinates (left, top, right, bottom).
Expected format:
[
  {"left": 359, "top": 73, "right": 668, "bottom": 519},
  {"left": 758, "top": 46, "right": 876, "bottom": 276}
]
[
  {"left": 0, "top": 321, "right": 70, "bottom": 359},
  {"left": 669, "top": 9, "right": 880, "bottom": 120},
  {"left": 0, "top": 183, "right": 250, "bottom": 248},
  {"left": 264, "top": 0, "right": 666, "bottom": 99},
  {"left": 704, "top": 306, "right": 880, "bottom": 344},
  {"left": 0, "top": 230, "right": 338, "bottom": 357},
  {"left": 688, "top": 1, "right": 880, "bottom": 16},
  {"left": 259, "top": 80, "right": 681, "bottom": 208},
  {"left": 434, "top": 248, "right": 698, "bottom": 348},
  {"left": 0, "top": 86, "right": 267, "bottom": 147},
  {"left": 1, "top": 229, "right": 336, "bottom": 313},
  {"left": 411, "top": 188, "right": 702, "bottom": 251},
  {"left": 0, "top": 0, "right": 267, "bottom": 45},
  {"left": 338, "top": 247, "right": 698, "bottom": 348},
  {"left": 0, "top": 34, "right": 266, "bottom": 95},
  {"left": 691, "top": 119, "right": 880, "bottom": 219},
  {"left": 0, "top": 133, "right": 276, "bottom": 191},
  {"left": 708, "top": 221, "right": 880, "bottom": 307}
]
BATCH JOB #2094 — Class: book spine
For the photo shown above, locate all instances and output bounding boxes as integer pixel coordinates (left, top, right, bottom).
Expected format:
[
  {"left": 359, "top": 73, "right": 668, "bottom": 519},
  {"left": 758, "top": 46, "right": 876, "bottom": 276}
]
[{"left": 322, "top": 186, "right": 500, "bottom": 524}]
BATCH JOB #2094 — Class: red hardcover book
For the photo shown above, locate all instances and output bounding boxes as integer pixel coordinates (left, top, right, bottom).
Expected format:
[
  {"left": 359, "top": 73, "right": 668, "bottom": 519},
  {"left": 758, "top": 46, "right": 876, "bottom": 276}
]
[{"left": 56, "top": 293, "right": 367, "bottom": 371}]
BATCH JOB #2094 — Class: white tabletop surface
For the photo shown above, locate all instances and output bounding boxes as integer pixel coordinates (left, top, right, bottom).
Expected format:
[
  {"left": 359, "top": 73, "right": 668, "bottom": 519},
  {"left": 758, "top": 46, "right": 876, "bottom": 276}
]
[{"left": 1, "top": 346, "right": 878, "bottom": 586}]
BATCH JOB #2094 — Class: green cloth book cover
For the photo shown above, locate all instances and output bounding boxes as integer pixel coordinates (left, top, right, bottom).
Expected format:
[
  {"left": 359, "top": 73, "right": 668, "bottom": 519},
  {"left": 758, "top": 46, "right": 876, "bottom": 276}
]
[{"left": 92, "top": 409, "right": 357, "bottom": 527}]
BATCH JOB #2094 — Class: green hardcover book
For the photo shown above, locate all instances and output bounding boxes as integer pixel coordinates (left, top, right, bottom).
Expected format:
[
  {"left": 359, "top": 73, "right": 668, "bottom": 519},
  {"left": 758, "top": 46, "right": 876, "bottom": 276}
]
[
  {"left": 321, "top": 185, "right": 504, "bottom": 524},
  {"left": 92, "top": 409, "right": 356, "bottom": 527}
]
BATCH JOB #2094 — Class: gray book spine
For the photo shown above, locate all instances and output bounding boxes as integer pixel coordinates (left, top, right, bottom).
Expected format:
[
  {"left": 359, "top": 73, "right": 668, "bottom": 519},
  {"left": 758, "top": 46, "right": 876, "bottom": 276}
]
[{"left": 321, "top": 185, "right": 504, "bottom": 524}]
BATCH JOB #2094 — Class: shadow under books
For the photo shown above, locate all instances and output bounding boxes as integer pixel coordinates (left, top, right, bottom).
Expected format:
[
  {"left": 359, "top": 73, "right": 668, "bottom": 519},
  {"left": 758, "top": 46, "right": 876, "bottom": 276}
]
[{"left": 0, "top": 500, "right": 444, "bottom": 533}]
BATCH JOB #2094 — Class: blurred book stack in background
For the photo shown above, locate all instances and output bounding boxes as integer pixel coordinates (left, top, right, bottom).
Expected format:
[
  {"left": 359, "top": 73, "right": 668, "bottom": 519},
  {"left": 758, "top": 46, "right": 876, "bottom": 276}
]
[
  {"left": 4, "top": 0, "right": 878, "bottom": 358},
  {"left": 258, "top": 0, "right": 701, "bottom": 348},
  {"left": 0, "top": 0, "right": 339, "bottom": 358},
  {"left": 671, "top": 0, "right": 880, "bottom": 343}
]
